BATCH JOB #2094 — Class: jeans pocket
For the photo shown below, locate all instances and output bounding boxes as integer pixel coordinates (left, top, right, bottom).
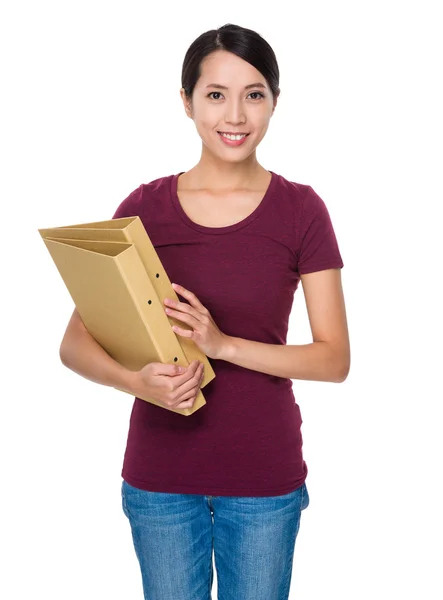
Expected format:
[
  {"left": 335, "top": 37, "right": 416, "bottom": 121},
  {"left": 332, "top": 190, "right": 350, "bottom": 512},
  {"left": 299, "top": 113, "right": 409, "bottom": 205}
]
[
  {"left": 301, "top": 482, "right": 310, "bottom": 511},
  {"left": 121, "top": 480, "right": 130, "bottom": 519}
]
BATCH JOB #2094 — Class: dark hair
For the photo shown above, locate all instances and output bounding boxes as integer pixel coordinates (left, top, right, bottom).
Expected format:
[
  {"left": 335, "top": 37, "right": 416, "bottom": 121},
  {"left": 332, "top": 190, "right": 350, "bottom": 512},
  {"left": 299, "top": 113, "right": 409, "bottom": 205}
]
[{"left": 181, "top": 23, "right": 280, "bottom": 102}]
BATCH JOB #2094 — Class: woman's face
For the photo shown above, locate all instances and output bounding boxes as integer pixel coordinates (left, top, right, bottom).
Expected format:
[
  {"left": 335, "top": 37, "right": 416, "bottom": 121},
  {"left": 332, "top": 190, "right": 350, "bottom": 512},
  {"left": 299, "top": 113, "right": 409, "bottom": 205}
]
[{"left": 180, "top": 50, "right": 278, "bottom": 163}]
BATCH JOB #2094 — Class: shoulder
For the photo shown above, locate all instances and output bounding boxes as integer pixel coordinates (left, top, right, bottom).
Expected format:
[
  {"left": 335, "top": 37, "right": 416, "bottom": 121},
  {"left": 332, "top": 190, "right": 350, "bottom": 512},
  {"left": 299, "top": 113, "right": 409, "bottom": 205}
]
[
  {"left": 112, "top": 174, "right": 174, "bottom": 219},
  {"left": 276, "top": 172, "right": 331, "bottom": 220},
  {"left": 273, "top": 171, "right": 315, "bottom": 209}
]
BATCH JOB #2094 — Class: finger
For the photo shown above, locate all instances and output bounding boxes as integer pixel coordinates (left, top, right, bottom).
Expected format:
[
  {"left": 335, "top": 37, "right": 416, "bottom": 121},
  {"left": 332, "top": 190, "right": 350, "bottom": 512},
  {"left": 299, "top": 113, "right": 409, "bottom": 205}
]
[
  {"left": 175, "top": 398, "right": 194, "bottom": 409},
  {"left": 174, "top": 369, "right": 204, "bottom": 409},
  {"left": 165, "top": 360, "right": 199, "bottom": 389},
  {"left": 170, "top": 360, "right": 198, "bottom": 379},
  {"left": 172, "top": 386, "right": 198, "bottom": 407},
  {"left": 165, "top": 301, "right": 194, "bottom": 316},
  {"left": 172, "top": 378, "right": 203, "bottom": 408},
  {"left": 168, "top": 308, "right": 203, "bottom": 331},
  {"left": 171, "top": 323, "right": 193, "bottom": 337},
  {"left": 166, "top": 307, "right": 194, "bottom": 325},
  {"left": 171, "top": 283, "right": 208, "bottom": 313},
  {"left": 172, "top": 364, "right": 204, "bottom": 405}
]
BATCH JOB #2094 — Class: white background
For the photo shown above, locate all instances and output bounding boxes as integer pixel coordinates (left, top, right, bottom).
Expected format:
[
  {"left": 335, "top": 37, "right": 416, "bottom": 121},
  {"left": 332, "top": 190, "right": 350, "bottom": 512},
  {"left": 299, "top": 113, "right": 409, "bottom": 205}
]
[{"left": 1, "top": 1, "right": 442, "bottom": 598}]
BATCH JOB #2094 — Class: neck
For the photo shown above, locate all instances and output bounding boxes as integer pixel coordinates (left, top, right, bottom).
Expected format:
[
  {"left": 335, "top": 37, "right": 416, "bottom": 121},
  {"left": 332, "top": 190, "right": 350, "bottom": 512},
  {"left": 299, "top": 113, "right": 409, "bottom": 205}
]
[{"left": 185, "top": 155, "right": 268, "bottom": 192}]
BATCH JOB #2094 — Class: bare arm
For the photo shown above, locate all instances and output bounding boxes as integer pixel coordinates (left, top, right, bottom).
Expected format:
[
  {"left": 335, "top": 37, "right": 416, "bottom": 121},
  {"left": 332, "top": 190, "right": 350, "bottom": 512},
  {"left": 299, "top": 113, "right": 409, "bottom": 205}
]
[
  {"left": 219, "top": 268, "right": 350, "bottom": 383},
  {"left": 59, "top": 308, "right": 139, "bottom": 394}
]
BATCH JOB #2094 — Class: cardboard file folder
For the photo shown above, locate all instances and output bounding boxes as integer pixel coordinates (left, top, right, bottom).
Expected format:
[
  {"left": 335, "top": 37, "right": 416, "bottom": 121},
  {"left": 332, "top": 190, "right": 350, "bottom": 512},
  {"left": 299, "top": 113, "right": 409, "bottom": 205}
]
[{"left": 38, "top": 216, "right": 216, "bottom": 416}]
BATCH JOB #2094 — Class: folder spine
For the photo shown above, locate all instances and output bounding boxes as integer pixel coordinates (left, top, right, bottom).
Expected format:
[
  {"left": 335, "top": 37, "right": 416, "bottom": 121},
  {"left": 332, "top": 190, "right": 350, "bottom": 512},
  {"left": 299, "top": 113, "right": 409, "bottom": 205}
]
[{"left": 114, "top": 253, "right": 165, "bottom": 365}]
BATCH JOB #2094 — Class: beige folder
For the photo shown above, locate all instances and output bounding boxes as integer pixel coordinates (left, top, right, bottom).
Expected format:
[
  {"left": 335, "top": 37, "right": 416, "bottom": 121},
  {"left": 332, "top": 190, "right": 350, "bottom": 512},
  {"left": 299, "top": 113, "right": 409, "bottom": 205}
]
[{"left": 38, "top": 216, "right": 216, "bottom": 415}]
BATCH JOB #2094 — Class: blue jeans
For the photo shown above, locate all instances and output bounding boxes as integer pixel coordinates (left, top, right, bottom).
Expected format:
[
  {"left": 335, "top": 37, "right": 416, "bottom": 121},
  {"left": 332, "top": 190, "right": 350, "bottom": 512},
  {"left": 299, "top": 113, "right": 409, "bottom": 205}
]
[{"left": 121, "top": 479, "right": 310, "bottom": 600}]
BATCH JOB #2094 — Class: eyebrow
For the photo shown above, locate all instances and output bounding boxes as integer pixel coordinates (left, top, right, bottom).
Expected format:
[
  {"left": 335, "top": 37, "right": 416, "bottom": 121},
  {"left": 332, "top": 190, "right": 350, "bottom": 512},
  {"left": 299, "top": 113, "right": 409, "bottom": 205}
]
[{"left": 205, "top": 82, "right": 267, "bottom": 90}]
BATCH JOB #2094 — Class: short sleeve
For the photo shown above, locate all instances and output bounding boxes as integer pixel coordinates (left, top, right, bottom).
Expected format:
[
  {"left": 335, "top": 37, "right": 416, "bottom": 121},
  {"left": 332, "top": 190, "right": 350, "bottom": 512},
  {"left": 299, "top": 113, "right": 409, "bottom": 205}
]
[
  {"left": 297, "top": 186, "right": 344, "bottom": 275},
  {"left": 111, "top": 185, "right": 144, "bottom": 219}
]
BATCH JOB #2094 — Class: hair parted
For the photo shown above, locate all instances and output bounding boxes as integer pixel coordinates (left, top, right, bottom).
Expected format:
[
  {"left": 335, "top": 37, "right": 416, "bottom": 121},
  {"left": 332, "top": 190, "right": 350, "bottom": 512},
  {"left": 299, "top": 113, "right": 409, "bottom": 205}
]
[{"left": 181, "top": 23, "right": 280, "bottom": 102}]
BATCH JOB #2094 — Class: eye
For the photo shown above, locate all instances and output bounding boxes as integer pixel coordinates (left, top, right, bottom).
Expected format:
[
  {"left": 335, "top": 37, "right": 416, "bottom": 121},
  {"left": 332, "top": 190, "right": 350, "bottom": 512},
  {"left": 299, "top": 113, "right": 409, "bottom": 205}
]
[
  {"left": 248, "top": 92, "right": 265, "bottom": 100},
  {"left": 207, "top": 91, "right": 265, "bottom": 100},
  {"left": 207, "top": 91, "right": 223, "bottom": 100}
]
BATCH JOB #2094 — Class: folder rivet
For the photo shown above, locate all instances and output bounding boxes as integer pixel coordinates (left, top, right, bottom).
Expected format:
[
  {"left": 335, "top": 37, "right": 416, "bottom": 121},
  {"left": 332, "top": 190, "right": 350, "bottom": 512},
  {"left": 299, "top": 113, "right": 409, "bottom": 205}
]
[
  {"left": 156, "top": 273, "right": 160, "bottom": 278},
  {"left": 173, "top": 357, "right": 178, "bottom": 362},
  {"left": 148, "top": 300, "right": 152, "bottom": 304}
]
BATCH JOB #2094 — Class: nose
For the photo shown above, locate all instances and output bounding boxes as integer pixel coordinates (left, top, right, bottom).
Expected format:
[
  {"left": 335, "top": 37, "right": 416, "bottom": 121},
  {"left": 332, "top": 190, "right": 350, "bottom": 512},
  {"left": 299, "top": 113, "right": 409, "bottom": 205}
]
[{"left": 224, "top": 99, "right": 246, "bottom": 126}]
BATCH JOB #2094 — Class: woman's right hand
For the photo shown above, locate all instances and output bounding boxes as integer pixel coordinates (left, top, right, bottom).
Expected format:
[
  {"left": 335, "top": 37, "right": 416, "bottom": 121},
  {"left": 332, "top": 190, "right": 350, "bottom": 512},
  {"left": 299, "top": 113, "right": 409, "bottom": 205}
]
[{"left": 132, "top": 359, "right": 205, "bottom": 410}]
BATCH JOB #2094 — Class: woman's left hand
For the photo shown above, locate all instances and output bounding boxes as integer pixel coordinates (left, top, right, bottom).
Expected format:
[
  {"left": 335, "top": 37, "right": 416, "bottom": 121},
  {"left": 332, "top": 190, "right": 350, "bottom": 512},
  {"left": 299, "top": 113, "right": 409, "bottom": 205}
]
[{"left": 164, "top": 283, "right": 231, "bottom": 360}]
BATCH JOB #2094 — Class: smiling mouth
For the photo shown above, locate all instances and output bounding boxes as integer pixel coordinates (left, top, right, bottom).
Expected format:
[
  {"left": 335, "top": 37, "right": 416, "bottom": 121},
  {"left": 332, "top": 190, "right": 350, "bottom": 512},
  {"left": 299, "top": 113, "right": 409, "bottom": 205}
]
[
  {"left": 217, "top": 132, "right": 250, "bottom": 147},
  {"left": 217, "top": 131, "right": 250, "bottom": 135}
]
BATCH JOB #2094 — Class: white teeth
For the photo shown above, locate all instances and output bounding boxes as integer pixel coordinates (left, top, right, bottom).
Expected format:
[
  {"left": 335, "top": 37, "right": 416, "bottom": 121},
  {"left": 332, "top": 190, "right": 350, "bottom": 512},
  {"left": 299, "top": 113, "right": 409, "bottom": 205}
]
[{"left": 220, "top": 133, "right": 247, "bottom": 140}]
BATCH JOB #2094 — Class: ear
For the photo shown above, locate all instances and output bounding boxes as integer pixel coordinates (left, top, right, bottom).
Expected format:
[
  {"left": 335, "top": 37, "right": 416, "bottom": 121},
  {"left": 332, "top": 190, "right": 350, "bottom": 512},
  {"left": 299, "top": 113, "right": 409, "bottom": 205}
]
[
  {"left": 180, "top": 87, "right": 193, "bottom": 118},
  {"left": 272, "top": 90, "right": 280, "bottom": 114}
]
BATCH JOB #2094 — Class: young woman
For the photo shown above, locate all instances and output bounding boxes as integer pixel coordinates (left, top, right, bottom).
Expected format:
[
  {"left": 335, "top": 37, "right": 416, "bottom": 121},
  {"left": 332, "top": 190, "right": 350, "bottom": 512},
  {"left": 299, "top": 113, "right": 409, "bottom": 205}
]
[{"left": 60, "top": 23, "right": 350, "bottom": 600}]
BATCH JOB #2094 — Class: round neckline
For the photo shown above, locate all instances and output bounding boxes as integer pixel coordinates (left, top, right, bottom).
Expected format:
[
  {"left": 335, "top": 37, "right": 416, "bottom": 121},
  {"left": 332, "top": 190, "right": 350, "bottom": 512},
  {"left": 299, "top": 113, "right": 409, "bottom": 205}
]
[{"left": 170, "top": 170, "right": 277, "bottom": 234}]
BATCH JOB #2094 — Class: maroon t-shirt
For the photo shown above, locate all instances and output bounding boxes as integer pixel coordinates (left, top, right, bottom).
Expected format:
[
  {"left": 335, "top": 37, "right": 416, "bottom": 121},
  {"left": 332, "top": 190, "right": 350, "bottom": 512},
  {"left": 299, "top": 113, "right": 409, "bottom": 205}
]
[{"left": 112, "top": 170, "right": 344, "bottom": 496}]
